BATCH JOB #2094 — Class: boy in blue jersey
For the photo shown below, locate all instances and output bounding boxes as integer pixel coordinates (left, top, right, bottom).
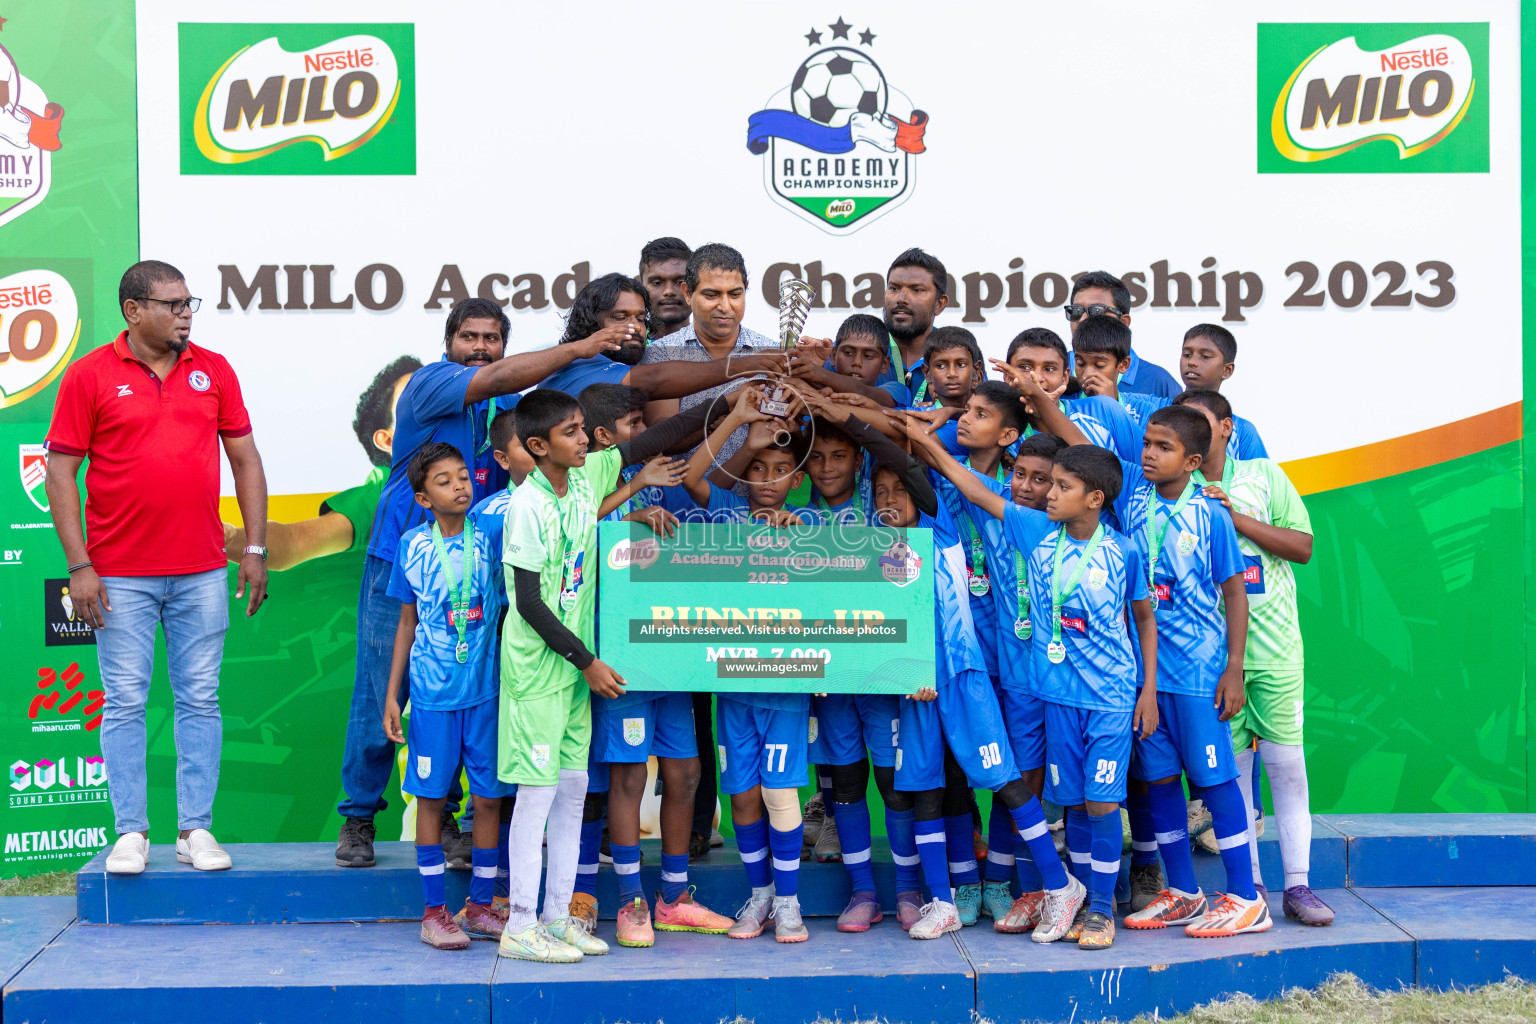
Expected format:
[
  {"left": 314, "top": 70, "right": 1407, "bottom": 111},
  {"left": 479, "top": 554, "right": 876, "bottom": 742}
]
[
  {"left": 1117, "top": 405, "right": 1270, "bottom": 938},
  {"left": 1002, "top": 327, "right": 1141, "bottom": 460},
  {"left": 1177, "top": 325, "right": 1268, "bottom": 460},
  {"left": 680, "top": 386, "right": 819, "bottom": 527},
  {"left": 788, "top": 313, "right": 909, "bottom": 408},
  {"left": 805, "top": 417, "right": 871, "bottom": 526},
  {"left": 1067, "top": 271, "right": 1181, "bottom": 400},
  {"left": 1073, "top": 315, "right": 1167, "bottom": 434},
  {"left": 1024, "top": 445, "right": 1158, "bottom": 949},
  {"left": 383, "top": 443, "right": 514, "bottom": 950}
]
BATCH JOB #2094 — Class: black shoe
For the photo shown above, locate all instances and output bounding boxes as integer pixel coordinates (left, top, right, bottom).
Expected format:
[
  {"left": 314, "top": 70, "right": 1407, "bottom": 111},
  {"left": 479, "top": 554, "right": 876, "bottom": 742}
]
[
  {"left": 441, "top": 808, "right": 471, "bottom": 870},
  {"left": 688, "top": 831, "right": 710, "bottom": 861},
  {"left": 335, "top": 816, "right": 376, "bottom": 868}
]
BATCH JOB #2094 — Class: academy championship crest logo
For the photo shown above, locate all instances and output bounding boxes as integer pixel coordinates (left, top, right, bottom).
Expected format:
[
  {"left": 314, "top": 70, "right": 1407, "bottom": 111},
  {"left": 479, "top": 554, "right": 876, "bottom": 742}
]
[
  {"left": 0, "top": 270, "right": 81, "bottom": 410},
  {"left": 0, "top": 42, "right": 65, "bottom": 230},
  {"left": 878, "top": 538, "right": 921, "bottom": 587},
  {"left": 746, "top": 17, "right": 928, "bottom": 232},
  {"left": 19, "top": 444, "right": 48, "bottom": 513}
]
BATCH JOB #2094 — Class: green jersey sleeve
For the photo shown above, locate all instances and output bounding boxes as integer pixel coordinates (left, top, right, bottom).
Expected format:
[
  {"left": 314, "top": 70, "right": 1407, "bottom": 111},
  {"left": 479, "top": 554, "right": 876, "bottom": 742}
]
[
  {"left": 318, "top": 465, "right": 387, "bottom": 556},
  {"left": 1263, "top": 460, "right": 1312, "bottom": 534},
  {"left": 502, "top": 486, "right": 549, "bottom": 573},
  {"left": 575, "top": 446, "right": 624, "bottom": 497}
]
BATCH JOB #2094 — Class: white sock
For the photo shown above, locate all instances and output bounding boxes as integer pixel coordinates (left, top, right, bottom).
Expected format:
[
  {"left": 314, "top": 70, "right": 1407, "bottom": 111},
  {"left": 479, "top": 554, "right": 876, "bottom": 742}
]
[
  {"left": 1259, "top": 740, "right": 1312, "bottom": 889},
  {"left": 505, "top": 784, "right": 557, "bottom": 933},
  {"left": 1234, "top": 749, "right": 1263, "bottom": 885},
  {"left": 540, "top": 768, "right": 589, "bottom": 925}
]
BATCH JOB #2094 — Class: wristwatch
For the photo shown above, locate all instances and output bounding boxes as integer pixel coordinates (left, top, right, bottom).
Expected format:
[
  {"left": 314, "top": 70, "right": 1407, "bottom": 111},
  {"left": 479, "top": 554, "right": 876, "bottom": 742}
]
[{"left": 243, "top": 545, "right": 268, "bottom": 561}]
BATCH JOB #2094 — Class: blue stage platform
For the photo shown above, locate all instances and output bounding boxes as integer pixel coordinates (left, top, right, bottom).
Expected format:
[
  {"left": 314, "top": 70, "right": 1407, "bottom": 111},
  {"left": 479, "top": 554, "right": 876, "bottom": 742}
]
[{"left": 3, "top": 814, "right": 1533, "bottom": 1024}]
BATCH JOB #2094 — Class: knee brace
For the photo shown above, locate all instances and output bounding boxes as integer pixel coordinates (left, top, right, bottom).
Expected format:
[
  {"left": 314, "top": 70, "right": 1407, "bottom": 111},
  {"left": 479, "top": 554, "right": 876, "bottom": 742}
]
[
  {"left": 582, "top": 791, "right": 605, "bottom": 824},
  {"left": 761, "top": 786, "right": 803, "bottom": 831},
  {"left": 942, "top": 776, "right": 972, "bottom": 817},
  {"left": 872, "top": 764, "right": 897, "bottom": 806},
  {"left": 914, "top": 787, "right": 945, "bottom": 821},
  {"left": 500, "top": 796, "right": 516, "bottom": 823},
  {"left": 993, "top": 778, "right": 1032, "bottom": 811},
  {"left": 828, "top": 759, "right": 870, "bottom": 804}
]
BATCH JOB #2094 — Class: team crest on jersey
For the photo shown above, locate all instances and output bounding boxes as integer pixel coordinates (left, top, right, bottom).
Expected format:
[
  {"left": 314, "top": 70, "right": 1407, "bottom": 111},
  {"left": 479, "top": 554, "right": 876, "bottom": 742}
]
[
  {"left": 1086, "top": 567, "right": 1109, "bottom": 591},
  {"left": 1050, "top": 763, "right": 1060, "bottom": 787},
  {"left": 894, "top": 747, "right": 903, "bottom": 771},
  {"left": 531, "top": 744, "right": 550, "bottom": 769},
  {"left": 717, "top": 744, "right": 728, "bottom": 773},
  {"left": 744, "top": 19, "right": 929, "bottom": 233},
  {"left": 415, "top": 755, "right": 431, "bottom": 779},
  {"left": 622, "top": 717, "right": 645, "bottom": 746},
  {"left": 878, "top": 539, "right": 921, "bottom": 586},
  {"left": 807, "top": 716, "right": 819, "bottom": 744},
  {"left": 188, "top": 370, "right": 211, "bottom": 392},
  {"left": 1176, "top": 531, "right": 1199, "bottom": 557}
]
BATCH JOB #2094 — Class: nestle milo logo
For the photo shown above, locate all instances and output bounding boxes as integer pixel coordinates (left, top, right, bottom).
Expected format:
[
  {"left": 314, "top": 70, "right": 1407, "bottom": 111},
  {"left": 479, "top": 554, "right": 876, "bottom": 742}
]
[{"left": 180, "top": 23, "right": 415, "bottom": 175}]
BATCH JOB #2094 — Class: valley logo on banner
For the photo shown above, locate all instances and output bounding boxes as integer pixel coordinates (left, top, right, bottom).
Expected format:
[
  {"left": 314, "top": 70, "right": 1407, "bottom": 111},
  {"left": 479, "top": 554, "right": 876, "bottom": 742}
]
[
  {"left": 1258, "top": 22, "right": 1488, "bottom": 173},
  {"left": 179, "top": 22, "right": 415, "bottom": 174},
  {"left": 746, "top": 17, "right": 928, "bottom": 233},
  {"left": 0, "top": 41, "right": 65, "bottom": 230}
]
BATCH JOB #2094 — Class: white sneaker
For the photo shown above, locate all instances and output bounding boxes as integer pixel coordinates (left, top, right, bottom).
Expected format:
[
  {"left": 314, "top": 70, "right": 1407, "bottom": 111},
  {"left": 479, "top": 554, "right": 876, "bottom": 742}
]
[
  {"left": 175, "top": 829, "right": 232, "bottom": 871},
  {"left": 909, "top": 900, "right": 961, "bottom": 940},
  {"left": 1031, "top": 875, "right": 1087, "bottom": 943},
  {"left": 105, "top": 832, "right": 149, "bottom": 874}
]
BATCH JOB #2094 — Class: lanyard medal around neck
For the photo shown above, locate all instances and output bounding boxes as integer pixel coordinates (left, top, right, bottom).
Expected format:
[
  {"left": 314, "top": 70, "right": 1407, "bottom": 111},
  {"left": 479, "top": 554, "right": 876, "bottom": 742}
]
[
  {"left": 1046, "top": 524, "right": 1105, "bottom": 663},
  {"left": 430, "top": 519, "right": 477, "bottom": 664},
  {"left": 1143, "top": 479, "right": 1196, "bottom": 611}
]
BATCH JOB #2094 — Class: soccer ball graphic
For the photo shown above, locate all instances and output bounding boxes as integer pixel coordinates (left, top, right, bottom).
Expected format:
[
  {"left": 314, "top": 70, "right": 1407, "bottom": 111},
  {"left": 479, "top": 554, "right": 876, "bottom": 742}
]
[{"left": 790, "top": 47, "right": 887, "bottom": 128}]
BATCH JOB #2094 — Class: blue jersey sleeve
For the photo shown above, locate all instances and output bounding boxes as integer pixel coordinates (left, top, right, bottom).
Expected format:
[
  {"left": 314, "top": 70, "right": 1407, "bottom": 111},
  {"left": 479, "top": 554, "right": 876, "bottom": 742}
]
[
  {"left": 1124, "top": 542, "right": 1149, "bottom": 603},
  {"left": 1002, "top": 501, "right": 1051, "bottom": 555},
  {"left": 401, "top": 359, "right": 474, "bottom": 423},
  {"left": 706, "top": 482, "right": 748, "bottom": 515},
  {"left": 1070, "top": 395, "right": 1142, "bottom": 462},
  {"left": 1205, "top": 498, "right": 1246, "bottom": 586},
  {"left": 386, "top": 535, "right": 418, "bottom": 605},
  {"left": 879, "top": 380, "right": 913, "bottom": 406},
  {"left": 789, "top": 505, "right": 822, "bottom": 525},
  {"left": 1235, "top": 416, "right": 1269, "bottom": 459}
]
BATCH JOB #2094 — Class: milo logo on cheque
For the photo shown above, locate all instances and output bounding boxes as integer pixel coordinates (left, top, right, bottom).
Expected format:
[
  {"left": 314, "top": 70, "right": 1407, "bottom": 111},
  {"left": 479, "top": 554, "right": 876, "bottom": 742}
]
[{"left": 180, "top": 22, "right": 415, "bottom": 175}]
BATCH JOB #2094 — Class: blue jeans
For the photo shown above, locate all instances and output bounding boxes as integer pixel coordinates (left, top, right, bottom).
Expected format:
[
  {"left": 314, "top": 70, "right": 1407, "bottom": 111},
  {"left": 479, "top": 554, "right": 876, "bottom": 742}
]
[
  {"left": 338, "top": 555, "right": 407, "bottom": 820},
  {"left": 95, "top": 569, "right": 228, "bottom": 835}
]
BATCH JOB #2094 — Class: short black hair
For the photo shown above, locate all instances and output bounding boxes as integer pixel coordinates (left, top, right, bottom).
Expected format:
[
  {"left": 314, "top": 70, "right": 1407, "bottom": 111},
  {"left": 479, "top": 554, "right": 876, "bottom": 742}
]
[
  {"left": 1184, "top": 323, "right": 1237, "bottom": 363},
  {"left": 1070, "top": 270, "right": 1131, "bottom": 314},
  {"left": 579, "top": 382, "right": 649, "bottom": 438},
  {"left": 1174, "top": 387, "right": 1233, "bottom": 423},
  {"left": 444, "top": 297, "right": 510, "bottom": 346},
  {"left": 888, "top": 247, "right": 948, "bottom": 299},
  {"left": 809, "top": 417, "right": 861, "bottom": 453},
  {"left": 1015, "top": 432, "right": 1068, "bottom": 463},
  {"left": 407, "top": 441, "right": 465, "bottom": 494},
  {"left": 1007, "top": 326, "right": 1069, "bottom": 365},
  {"left": 751, "top": 424, "right": 809, "bottom": 466},
  {"left": 923, "top": 325, "right": 982, "bottom": 367},
  {"left": 119, "top": 260, "right": 185, "bottom": 319},
  {"left": 489, "top": 407, "right": 519, "bottom": 454},
  {"left": 1148, "top": 404, "right": 1212, "bottom": 461},
  {"left": 1072, "top": 314, "right": 1132, "bottom": 363},
  {"left": 639, "top": 237, "right": 692, "bottom": 275},
  {"left": 562, "top": 272, "right": 650, "bottom": 344},
  {"left": 352, "top": 355, "right": 422, "bottom": 467},
  {"left": 971, "top": 380, "right": 1027, "bottom": 437},
  {"left": 835, "top": 313, "right": 888, "bottom": 347},
  {"left": 1055, "top": 444, "right": 1123, "bottom": 506},
  {"left": 685, "top": 242, "right": 749, "bottom": 292},
  {"left": 513, "top": 388, "right": 584, "bottom": 456}
]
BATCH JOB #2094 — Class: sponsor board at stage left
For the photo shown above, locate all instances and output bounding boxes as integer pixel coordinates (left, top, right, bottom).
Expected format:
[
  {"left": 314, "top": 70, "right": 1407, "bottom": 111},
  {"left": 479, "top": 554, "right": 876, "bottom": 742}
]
[
  {"left": 0, "top": 37, "right": 67, "bottom": 230},
  {"left": 9, "top": 753, "right": 109, "bottom": 811},
  {"left": 3, "top": 826, "right": 110, "bottom": 864}
]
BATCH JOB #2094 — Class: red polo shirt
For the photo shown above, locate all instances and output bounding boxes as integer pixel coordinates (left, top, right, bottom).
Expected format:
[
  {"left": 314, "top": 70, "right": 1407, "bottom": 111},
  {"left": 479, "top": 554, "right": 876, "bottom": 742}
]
[{"left": 45, "top": 332, "right": 252, "bottom": 576}]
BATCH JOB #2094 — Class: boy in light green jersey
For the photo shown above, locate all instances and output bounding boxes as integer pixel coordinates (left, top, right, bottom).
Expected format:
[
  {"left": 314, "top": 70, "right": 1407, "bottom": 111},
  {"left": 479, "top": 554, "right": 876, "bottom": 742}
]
[{"left": 1176, "top": 388, "right": 1333, "bottom": 928}]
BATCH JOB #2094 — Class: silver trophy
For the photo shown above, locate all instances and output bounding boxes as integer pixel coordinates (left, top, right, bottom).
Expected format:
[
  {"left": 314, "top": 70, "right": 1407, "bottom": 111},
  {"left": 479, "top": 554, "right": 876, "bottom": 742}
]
[{"left": 759, "top": 278, "right": 813, "bottom": 418}]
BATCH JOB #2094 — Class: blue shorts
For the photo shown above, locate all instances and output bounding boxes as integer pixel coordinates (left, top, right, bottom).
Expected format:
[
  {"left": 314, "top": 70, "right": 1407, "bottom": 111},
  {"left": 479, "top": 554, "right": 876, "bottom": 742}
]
[
  {"left": 894, "top": 697, "right": 944, "bottom": 792},
  {"left": 593, "top": 693, "right": 697, "bottom": 763},
  {"left": 1131, "top": 691, "right": 1238, "bottom": 786},
  {"left": 716, "top": 700, "right": 809, "bottom": 794},
  {"left": 405, "top": 700, "right": 514, "bottom": 799},
  {"left": 1043, "top": 702, "right": 1133, "bottom": 806},
  {"left": 810, "top": 694, "right": 900, "bottom": 768},
  {"left": 936, "top": 668, "right": 1018, "bottom": 790},
  {"left": 1000, "top": 689, "right": 1046, "bottom": 772},
  {"left": 586, "top": 745, "right": 610, "bottom": 794}
]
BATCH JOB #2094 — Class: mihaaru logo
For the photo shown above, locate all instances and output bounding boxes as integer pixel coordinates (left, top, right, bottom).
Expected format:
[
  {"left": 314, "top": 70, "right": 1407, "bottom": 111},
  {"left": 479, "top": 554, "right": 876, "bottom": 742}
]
[
  {"left": 746, "top": 17, "right": 929, "bottom": 233},
  {"left": 1258, "top": 23, "right": 1488, "bottom": 174},
  {"left": 180, "top": 24, "right": 415, "bottom": 175}
]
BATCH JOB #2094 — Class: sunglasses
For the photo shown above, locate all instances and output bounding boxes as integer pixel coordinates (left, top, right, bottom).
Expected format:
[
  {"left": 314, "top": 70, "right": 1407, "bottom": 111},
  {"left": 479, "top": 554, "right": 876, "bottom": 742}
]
[{"left": 1064, "top": 303, "right": 1121, "bottom": 322}]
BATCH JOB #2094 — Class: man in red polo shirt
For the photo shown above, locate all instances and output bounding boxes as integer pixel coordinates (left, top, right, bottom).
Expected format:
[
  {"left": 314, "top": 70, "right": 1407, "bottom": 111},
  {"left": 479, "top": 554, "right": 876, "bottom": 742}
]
[{"left": 45, "top": 260, "right": 270, "bottom": 875}]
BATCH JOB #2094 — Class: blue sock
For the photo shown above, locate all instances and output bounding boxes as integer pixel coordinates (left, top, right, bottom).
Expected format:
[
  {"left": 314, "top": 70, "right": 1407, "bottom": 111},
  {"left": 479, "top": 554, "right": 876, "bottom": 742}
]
[
  {"left": 495, "top": 818, "right": 511, "bottom": 899},
  {"left": 660, "top": 852, "right": 689, "bottom": 904},
  {"left": 470, "top": 845, "right": 496, "bottom": 905},
  {"left": 887, "top": 806, "right": 920, "bottom": 892},
  {"left": 769, "top": 824, "right": 802, "bottom": 897},
  {"left": 1128, "top": 790, "right": 1158, "bottom": 866},
  {"left": 1088, "top": 811, "right": 1120, "bottom": 916},
  {"left": 1203, "top": 778, "right": 1258, "bottom": 900},
  {"left": 1065, "top": 808, "right": 1092, "bottom": 885},
  {"left": 416, "top": 843, "right": 445, "bottom": 908},
  {"left": 1008, "top": 797, "right": 1068, "bottom": 890},
  {"left": 915, "top": 816, "right": 952, "bottom": 903},
  {"left": 574, "top": 816, "right": 601, "bottom": 897},
  {"left": 985, "top": 800, "right": 1015, "bottom": 883},
  {"left": 944, "top": 813, "right": 980, "bottom": 885},
  {"left": 836, "top": 799, "right": 875, "bottom": 893},
  {"left": 612, "top": 842, "right": 643, "bottom": 903},
  {"left": 1149, "top": 779, "right": 1200, "bottom": 894},
  {"left": 736, "top": 817, "right": 771, "bottom": 889}
]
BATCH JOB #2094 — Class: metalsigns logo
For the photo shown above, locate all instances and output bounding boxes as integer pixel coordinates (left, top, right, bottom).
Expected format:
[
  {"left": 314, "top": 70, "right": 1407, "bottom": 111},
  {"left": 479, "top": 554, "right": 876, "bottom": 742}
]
[
  {"left": 1258, "top": 23, "right": 1488, "bottom": 173},
  {"left": 0, "top": 40, "right": 65, "bottom": 229},
  {"left": 180, "top": 23, "right": 415, "bottom": 175},
  {"left": 0, "top": 270, "right": 82, "bottom": 411},
  {"left": 746, "top": 17, "right": 928, "bottom": 232}
]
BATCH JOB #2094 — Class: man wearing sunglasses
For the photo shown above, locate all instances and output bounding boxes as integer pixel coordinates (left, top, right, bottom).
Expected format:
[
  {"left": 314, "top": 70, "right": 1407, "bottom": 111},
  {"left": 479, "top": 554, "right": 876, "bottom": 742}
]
[
  {"left": 45, "top": 260, "right": 270, "bottom": 875},
  {"left": 1066, "top": 271, "right": 1180, "bottom": 401}
]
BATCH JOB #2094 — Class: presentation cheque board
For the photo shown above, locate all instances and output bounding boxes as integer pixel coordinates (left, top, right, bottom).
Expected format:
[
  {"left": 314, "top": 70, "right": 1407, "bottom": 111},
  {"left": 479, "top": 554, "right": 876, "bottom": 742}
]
[{"left": 598, "top": 522, "right": 935, "bottom": 695}]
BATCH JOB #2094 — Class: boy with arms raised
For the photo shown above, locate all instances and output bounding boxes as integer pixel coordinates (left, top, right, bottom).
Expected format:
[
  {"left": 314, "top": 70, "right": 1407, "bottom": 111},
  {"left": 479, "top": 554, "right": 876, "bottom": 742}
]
[
  {"left": 1117, "top": 405, "right": 1269, "bottom": 938},
  {"left": 679, "top": 386, "right": 817, "bottom": 526},
  {"left": 383, "top": 443, "right": 514, "bottom": 949},
  {"left": 1175, "top": 389, "right": 1331, "bottom": 926},
  {"left": 1177, "top": 326, "right": 1268, "bottom": 460},
  {"left": 1003, "top": 327, "right": 1140, "bottom": 461},
  {"left": 789, "top": 313, "right": 910, "bottom": 408},
  {"left": 1072, "top": 315, "right": 1167, "bottom": 435}
]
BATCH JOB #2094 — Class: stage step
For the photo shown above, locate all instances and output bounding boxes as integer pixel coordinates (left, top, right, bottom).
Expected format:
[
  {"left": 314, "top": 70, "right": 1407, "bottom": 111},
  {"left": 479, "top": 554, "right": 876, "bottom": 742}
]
[
  {"left": 0, "top": 896, "right": 74, "bottom": 992},
  {"left": 74, "top": 815, "right": 1347, "bottom": 927},
  {"left": 1355, "top": 887, "right": 1536, "bottom": 988},
  {"left": 1322, "top": 813, "right": 1536, "bottom": 887}
]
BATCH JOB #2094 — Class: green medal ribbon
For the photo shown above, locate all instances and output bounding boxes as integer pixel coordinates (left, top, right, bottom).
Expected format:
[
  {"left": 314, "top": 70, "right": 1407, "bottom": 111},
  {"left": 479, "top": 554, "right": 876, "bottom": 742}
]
[
  {"left": 816, "top": 487, "right": 864, "bottom": 523},
  {"left": 1143, "top": 480, "right": 1197, "bottom": 611},
  {"left": 1013, "top": 549, "right": 1031, "bottom": 639},
  {"left": 912, "top": 376, "right": 929, "bottom": 406},
  {"left": 887, "top": 332, "right": 906, "bottom": 382},
  {"left": 530, "top": 469, "right": 584, "bottom": 612},
  {"left": 476, "top": 396, "right": 498, "bottom": 456},
  {"left": 1192, "top": 455, "right": 1237, "bottom": 491},
  {"left": 430, "top": 518, "right": 477, "bottom": 664},
  {"left": 955, "top": 457, "right": 1004, "bottom": 597},
  {"left": 1047, "top": 524, "right": 1105, "bottom": 663}
]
